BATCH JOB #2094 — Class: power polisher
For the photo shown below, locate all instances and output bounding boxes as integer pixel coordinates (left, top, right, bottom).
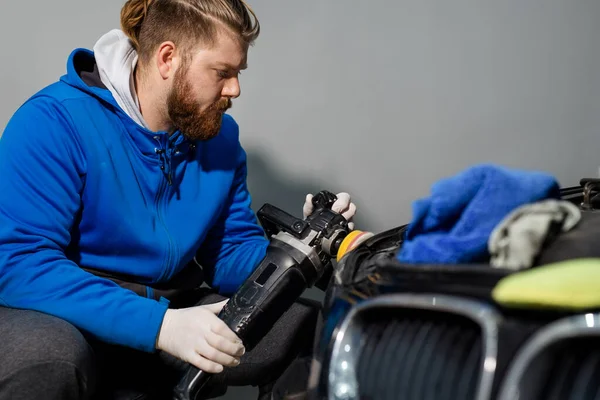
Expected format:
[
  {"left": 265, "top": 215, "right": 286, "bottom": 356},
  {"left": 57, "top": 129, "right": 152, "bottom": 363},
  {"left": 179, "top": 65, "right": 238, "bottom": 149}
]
[{"left": 173, "top": 190, "right": 370, "bottom": 400}]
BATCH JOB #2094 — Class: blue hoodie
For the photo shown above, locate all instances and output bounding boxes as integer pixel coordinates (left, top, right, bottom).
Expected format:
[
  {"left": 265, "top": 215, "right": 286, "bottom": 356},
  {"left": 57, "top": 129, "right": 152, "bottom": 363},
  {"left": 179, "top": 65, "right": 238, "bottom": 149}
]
[{"left": 0, "top": 48, "right": 269, "bottom": 353}]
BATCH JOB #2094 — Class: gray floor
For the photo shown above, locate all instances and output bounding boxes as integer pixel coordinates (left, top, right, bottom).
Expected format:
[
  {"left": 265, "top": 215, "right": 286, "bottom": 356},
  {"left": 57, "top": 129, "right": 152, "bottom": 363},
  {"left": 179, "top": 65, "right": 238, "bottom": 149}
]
[{"left": 218, "top": 385, "right": 258, "bottom": 399}]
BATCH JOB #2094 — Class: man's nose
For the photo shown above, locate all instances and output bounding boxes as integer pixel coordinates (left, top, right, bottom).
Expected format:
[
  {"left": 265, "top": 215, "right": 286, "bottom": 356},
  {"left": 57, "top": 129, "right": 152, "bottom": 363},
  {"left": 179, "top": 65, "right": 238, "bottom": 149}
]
[{"left": 222, "top": 77, "right": 241, "bottom": 99}]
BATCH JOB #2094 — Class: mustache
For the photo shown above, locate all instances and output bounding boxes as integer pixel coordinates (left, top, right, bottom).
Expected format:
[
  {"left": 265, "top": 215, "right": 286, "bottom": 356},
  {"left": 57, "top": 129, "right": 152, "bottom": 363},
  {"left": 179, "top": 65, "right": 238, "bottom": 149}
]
[{"left": 215, "top": 97, "right": 232, "bottom": 111}]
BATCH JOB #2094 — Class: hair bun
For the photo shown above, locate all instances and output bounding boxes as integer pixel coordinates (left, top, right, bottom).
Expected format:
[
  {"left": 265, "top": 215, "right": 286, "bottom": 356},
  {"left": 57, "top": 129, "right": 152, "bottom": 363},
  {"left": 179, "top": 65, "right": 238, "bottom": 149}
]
[{"left": 120, "top": 0, "right": 155, "bottom": 50}]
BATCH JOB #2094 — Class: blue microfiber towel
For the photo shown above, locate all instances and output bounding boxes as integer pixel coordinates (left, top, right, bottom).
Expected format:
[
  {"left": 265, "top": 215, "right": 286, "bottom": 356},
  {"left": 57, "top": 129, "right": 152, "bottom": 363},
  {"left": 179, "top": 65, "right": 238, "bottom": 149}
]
[{"left": 397, "top": 163, "right": 561, "bottom": 264}]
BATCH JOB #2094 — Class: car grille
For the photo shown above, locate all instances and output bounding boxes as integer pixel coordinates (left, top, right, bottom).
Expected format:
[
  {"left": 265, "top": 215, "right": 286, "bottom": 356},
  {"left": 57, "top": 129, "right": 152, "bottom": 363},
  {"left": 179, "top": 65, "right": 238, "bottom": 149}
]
[
  {"left": 355, "top": 308, "right": 482, "bottom": 400},
  {"left": 498, "top": 313, "right": 600, "bottom": 400},
  {"left": 540, "top": 338, "right": 600, "bottom": 400},
  {"left": 327, "top": 294, "right": 500, "bottom": 400}
]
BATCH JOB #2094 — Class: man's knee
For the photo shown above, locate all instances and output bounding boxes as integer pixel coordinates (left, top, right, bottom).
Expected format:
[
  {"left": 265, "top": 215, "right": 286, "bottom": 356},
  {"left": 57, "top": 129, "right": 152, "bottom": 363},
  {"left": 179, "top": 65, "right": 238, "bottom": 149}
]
[
  {"left": 0, "top": 307, "right": 96, "bottom": 399},
  {"left": 215, "top": 298, "right": 321, "bottom": 387},
  {"left": 265, "top": 298, "right": 321, "bottom": 361}
]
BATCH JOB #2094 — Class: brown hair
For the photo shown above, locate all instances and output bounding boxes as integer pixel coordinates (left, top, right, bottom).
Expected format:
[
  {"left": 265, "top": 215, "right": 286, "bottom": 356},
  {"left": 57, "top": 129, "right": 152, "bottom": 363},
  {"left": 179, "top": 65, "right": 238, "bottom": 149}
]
[{"left": 120, "top": 0, "right": 260, "bottom": 65}]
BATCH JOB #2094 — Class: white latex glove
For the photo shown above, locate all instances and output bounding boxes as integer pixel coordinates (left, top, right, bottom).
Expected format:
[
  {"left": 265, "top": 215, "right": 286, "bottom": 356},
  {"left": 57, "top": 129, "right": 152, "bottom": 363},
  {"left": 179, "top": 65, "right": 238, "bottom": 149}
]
[
  {"left": 303, "top": 192, "right": 357, "bottom": 230},
  {"left": 156, "top": 300, "right": 245, "bottom": 373}
]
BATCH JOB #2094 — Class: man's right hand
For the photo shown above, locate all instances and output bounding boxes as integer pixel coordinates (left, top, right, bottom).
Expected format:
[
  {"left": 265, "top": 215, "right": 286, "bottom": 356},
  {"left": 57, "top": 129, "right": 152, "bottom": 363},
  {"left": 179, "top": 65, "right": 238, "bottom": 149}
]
[{"left": 156, "top": 300, "right": 245, "bottom": 373}]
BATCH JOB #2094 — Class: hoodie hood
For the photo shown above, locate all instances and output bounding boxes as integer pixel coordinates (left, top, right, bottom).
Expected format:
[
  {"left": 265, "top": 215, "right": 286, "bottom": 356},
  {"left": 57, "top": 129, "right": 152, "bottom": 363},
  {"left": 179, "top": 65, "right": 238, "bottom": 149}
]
[{"left": 92, "top": 29, "right": 149, "bottom": 129}]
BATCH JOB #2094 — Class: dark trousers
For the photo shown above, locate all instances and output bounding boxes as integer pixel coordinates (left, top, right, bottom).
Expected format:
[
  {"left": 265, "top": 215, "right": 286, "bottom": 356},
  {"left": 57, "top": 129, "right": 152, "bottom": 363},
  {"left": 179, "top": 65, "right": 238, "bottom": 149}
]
[{"left": 0, "top": 291, "right": 320, "bottom": 400}]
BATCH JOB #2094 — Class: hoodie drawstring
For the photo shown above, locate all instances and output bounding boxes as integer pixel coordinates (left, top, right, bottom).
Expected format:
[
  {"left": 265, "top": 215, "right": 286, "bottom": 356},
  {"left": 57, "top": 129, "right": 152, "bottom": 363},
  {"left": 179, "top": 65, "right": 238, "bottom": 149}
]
[{"left": 154, "top": 136, "right": 173, "bottom": 185}]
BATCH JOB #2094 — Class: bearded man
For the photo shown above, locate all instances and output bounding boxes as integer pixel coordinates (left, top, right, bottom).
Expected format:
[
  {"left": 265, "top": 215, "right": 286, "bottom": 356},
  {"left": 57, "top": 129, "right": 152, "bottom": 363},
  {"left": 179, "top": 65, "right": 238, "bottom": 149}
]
[{"left": 0, "top": 1, "right": 357, "bottom": 399}]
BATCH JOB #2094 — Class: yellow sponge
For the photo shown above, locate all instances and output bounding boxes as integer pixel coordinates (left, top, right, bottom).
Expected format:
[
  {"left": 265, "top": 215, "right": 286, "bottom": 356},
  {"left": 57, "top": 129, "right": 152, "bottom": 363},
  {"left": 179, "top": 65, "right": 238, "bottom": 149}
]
[
  {"left": 492, "top": 258, "right": 600, "bottom": 311},
  {"left": 336, "top": 230, "right": 374, "bottom": 262}
]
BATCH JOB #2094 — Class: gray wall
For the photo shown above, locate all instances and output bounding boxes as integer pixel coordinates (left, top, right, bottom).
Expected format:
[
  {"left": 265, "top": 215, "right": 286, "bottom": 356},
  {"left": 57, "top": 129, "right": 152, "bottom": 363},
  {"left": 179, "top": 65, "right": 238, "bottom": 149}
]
[
  {"left": 2, "top": 1, "right": 600, "bottom": 398},
  {"left": 2, "top": 1, "right": 599, "bottom": 234},
  {"left": 238, "top": 0, "right": 600, "bottom": 233}
]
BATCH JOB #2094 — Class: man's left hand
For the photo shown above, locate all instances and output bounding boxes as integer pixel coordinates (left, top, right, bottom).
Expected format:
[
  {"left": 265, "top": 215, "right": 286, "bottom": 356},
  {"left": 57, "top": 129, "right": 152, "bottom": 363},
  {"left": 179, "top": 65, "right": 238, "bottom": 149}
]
[{"left": 302, "top": 192, "right": 357, "bottom": 230}]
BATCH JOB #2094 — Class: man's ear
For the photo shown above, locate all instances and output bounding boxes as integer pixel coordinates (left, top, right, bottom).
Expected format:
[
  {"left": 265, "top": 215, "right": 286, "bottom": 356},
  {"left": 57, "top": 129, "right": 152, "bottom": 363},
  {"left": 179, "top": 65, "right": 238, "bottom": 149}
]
[{"left": 156, "top": 41, "right": 177, "bottom": 80}]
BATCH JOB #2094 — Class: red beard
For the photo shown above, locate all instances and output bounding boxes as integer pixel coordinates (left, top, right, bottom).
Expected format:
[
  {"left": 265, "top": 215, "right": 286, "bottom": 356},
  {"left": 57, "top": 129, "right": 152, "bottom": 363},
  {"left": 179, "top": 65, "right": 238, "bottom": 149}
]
[{"left": 167, "top": 69, "right": 232, "bottom": 141}]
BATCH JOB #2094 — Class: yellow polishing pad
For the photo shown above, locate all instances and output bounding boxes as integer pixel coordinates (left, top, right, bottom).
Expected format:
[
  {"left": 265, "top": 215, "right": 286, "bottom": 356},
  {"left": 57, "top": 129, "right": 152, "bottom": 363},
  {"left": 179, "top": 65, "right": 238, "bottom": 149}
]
[
  {"left": 492, "top": 258, "right": 600, "bottom": 311},
  {"left": 337, "top": 230, "right": 374, "bottom": 262}
]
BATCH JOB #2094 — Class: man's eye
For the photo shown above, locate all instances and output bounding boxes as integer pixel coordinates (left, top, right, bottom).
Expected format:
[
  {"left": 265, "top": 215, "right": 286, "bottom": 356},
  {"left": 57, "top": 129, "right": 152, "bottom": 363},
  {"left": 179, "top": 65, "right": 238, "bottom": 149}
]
[{"left": 217, "top": 70, "right": 241, "bottom": 79}]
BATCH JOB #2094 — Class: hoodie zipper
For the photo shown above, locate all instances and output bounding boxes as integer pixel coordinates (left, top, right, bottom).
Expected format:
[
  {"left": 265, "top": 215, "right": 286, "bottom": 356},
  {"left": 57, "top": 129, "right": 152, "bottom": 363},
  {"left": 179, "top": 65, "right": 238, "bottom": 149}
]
[{"left": 154, "top": 134, "right": 175, "bottom": 282}]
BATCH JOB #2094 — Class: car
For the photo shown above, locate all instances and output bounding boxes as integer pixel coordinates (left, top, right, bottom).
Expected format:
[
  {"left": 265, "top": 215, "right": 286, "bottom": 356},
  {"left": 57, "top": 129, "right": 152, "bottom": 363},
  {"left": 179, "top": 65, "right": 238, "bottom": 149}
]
[{"left": 305, "top": 180, "right": 600, "bottom": 400}]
